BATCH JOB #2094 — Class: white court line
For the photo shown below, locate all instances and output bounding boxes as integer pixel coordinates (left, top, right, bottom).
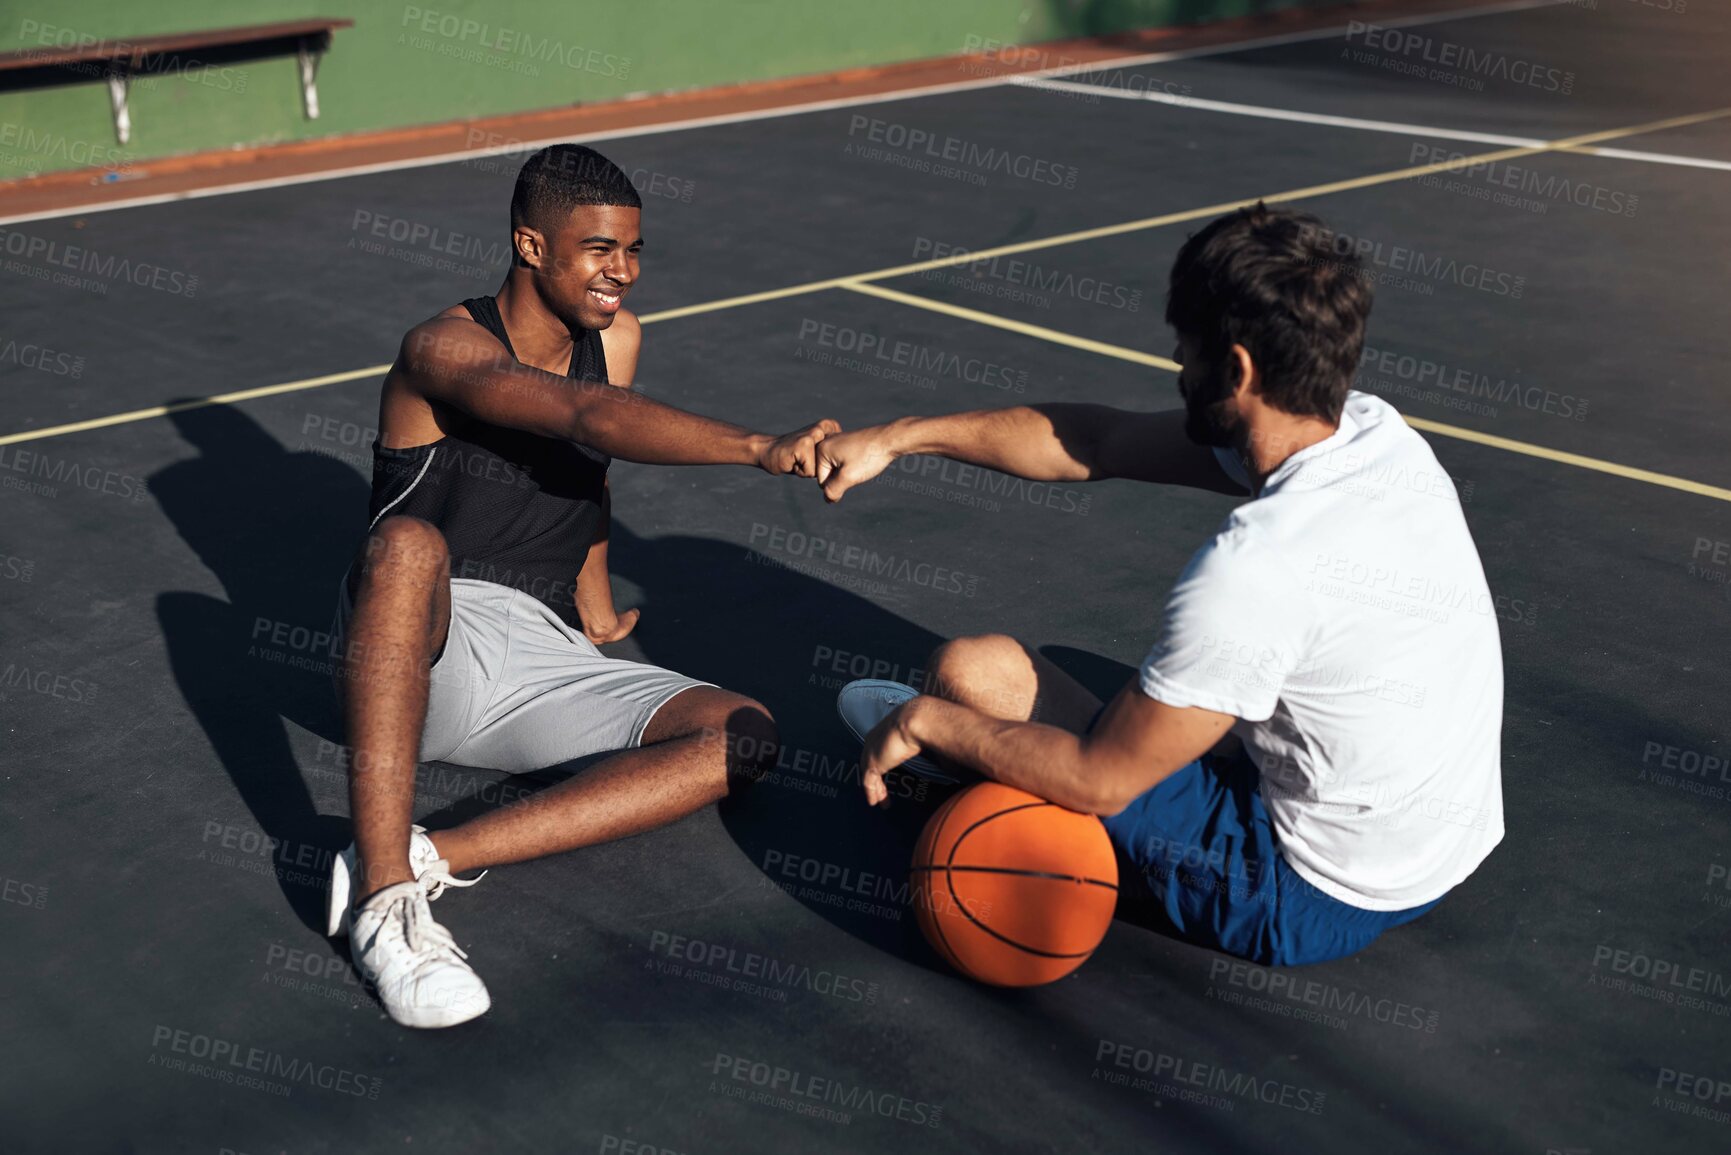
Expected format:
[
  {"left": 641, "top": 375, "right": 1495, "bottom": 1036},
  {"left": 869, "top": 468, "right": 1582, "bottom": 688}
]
[
  {"left": 1572, "top": 144, "right": 1731, "bottom": 172},
  {"left": 0, "top": 0, "right": 1566, "bottom": 226},
  {"left": 1016, "top": 76, "right": 1544, "bottom": 145},
  {"left": 1015, "top": 75, "right": 1731, "bottom": 173}
]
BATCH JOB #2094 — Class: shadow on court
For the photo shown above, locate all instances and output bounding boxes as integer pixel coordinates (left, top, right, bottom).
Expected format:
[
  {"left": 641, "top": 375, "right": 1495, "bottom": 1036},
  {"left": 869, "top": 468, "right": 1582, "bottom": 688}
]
[
  {"left": 606, "top": 519, "right": 955, "bottom": 963},
  {"left": 150, "top": 402, "right": 364, "bottom": 929}
]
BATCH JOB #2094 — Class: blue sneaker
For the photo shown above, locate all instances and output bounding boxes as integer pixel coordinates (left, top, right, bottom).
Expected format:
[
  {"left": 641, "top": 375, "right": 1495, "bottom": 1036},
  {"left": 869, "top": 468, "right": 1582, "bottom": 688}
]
[{"left": 835, "top": 679, "right": 959, "bottom": 784}]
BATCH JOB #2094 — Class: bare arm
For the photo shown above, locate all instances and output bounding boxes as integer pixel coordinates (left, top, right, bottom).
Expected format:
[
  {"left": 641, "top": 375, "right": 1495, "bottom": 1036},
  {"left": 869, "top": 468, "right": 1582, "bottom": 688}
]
[
  {"left": 398, "top": 316, "right": 836, "bottom": 474},
  {"left": 575, "top": 314, "right": 638, "bottom": 642},
  {"left": 815, "top": 405, "right": 1242, "bottom": 501},
  {"left": 859, "top": 682, "right": 1235, "bottom": 815},
  {"left": 574, "top": 481, "right": 638, "bottom": 644}
]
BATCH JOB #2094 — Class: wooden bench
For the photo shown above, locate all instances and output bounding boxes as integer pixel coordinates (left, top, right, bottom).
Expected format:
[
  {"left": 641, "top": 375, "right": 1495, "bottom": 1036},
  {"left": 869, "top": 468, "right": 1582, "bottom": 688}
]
[{"left": 0, "top": 19, "right": 355, "bottom": 145}]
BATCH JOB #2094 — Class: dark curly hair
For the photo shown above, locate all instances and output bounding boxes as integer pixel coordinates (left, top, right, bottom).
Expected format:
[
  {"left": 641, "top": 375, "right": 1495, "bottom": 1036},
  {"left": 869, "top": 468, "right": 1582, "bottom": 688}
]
[
  {"left": 1166, "top": 202, "right": 1373, "bottom": 422},
  {"left": 510, "top": 144, "right": 641, "bottom": 236}
]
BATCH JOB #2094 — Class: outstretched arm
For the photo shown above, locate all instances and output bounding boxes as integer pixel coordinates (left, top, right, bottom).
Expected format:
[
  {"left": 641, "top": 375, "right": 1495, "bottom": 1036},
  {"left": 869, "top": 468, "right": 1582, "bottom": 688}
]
[
  {"left": 815, "top": 405, "right": 1241, "bottom": 501},
  {"left": 397, "top": 316, "right": 837, "bottom": 475}
]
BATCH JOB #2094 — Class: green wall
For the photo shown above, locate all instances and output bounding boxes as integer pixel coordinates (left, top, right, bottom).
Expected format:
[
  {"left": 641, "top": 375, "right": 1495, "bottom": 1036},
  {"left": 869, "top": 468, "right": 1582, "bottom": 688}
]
[{"left": 0, "top": 0, "right": 1331, "bottom": 182}]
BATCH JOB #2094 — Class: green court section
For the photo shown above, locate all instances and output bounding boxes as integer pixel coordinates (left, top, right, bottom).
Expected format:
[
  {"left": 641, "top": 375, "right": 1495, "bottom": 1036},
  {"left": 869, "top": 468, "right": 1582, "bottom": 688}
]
[{"left": 0, "top": 0, "right": 1336, "bottom": 182}]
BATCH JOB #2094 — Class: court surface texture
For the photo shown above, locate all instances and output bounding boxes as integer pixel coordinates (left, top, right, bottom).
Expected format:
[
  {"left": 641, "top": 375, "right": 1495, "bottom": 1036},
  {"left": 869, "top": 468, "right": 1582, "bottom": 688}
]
[{"left": 4, "top": 1, "right": 1730, "bottom": 1151}]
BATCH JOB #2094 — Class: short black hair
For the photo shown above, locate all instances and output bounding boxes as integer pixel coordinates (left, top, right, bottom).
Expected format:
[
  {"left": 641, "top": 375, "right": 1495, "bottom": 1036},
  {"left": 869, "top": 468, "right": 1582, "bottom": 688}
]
[
  {"left": 1165, "top": 203, "right": 1372, "bottom": 422},
  {"left": 510, "top": 144, "right": 641, "bottom": 234}
]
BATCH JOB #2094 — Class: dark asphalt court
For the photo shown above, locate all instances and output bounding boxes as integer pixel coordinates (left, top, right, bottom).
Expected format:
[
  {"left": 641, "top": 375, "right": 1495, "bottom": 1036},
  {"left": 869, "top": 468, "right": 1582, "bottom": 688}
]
[{"left": 4, "top": 2, "right": 1730, "bottom": 1152}]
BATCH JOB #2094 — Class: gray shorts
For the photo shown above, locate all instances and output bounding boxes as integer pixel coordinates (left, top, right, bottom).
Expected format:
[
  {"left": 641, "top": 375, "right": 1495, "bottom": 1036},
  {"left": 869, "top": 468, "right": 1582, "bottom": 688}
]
[{"left": 336, "top": 577, "right": 709, "bottom": 773}]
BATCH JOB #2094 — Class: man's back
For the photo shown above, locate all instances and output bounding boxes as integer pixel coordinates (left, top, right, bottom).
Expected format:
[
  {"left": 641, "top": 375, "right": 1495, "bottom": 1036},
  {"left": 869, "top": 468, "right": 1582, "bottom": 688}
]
[{"left": 1147, "top": 391, "right": 1505, "bottom": 910}]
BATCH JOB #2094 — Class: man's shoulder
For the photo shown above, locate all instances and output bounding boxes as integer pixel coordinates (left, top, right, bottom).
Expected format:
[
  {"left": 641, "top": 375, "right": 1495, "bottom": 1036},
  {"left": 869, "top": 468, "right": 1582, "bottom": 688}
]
[
  {"left": 1343, "top": 388, "right": 1399, "bottom": 423},
  {"left": 1339, "top": 389, "right": 1426, "bottom": 453},
  {"left": 598, "top": 307, "right": 641, "bottom": 360},
  {"left": 604, "top": 306, "right": 641, "bottom": 339},
  {"left": 1189, "top": 510, "right": 1304, "bottom": 591},
  {"left": 408, "top": 303, "right": 488, "bottom": 342},
  {"left": 396, "top": 308, "right": 503, "bottom": 377}
]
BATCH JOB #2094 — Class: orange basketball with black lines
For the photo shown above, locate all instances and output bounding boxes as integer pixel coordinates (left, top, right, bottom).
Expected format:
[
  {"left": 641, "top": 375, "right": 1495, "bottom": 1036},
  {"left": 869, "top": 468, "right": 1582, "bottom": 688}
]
[{"left": 911, "top": 782, "right": 1118, "bottom": 987}]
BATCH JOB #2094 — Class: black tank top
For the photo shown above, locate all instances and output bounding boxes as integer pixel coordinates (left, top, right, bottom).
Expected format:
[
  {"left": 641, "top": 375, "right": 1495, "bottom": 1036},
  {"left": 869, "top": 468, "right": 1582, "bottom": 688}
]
[{"left": 358, "top": 297, "right": 610, "bottom": 630}]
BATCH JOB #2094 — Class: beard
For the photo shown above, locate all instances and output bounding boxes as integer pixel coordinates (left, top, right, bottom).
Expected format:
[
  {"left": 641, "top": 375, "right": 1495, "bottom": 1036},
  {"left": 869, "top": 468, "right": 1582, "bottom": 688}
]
[{"left": 1181, "top": 362, "right": 1242, "bottom": 448}]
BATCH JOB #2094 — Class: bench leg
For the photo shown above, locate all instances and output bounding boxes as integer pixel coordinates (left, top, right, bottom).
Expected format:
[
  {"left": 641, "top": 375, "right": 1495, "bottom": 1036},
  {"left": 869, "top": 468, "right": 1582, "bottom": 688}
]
[
  {"left": 298, "top": 43, "right": 323, "bottom": 119},
  {"left": 106, "top": 67, "right": 131, "bottom": 145}
]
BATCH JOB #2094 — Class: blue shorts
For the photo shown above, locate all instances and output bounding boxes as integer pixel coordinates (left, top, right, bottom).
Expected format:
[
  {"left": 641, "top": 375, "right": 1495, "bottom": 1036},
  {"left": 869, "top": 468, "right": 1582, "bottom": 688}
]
[{"left": 1101, "top": 750, "right": 1443, "bottom": 966}]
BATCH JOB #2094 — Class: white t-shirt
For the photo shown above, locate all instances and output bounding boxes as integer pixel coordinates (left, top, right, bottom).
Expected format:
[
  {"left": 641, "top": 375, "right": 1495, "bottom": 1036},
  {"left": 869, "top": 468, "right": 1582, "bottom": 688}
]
[{"left": 1139, "top": 391, "right": 1504, "bottom": 911}]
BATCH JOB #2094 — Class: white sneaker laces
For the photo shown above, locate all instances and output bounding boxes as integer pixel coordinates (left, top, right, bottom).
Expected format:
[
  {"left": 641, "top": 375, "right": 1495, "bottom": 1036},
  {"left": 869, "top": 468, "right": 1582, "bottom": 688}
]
[
  {"left": 373, "top": 889, "right": 469, "bottom": 966},
  {"left": 419, "top": 860, "right": 486, "bottom": 902}
]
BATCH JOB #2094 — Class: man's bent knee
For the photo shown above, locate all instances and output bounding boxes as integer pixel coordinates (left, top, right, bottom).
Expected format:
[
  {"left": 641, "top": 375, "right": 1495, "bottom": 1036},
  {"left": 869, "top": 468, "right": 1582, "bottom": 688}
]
[
  {"left": 722, "top": 699, "right": 778, "bottom": 792},
  {"left": 362, "top": 516, "right": 448, "bottom": 578},
  {"left": 693, "top": 694, "right": 777, "bottom": 793},
  {"left": 650, "top": 688, "right": 778, "bottom": 795},
  {"left": 924, "top": 634, "right": 1035, "bottom": 717}
]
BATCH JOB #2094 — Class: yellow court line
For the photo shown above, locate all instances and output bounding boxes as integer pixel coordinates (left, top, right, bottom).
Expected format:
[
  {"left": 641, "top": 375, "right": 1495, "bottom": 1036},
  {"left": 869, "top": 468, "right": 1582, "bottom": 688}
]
[
  {"left": 841, "top": 281, "right": 1181, "bottom": 370},
  {"left": 848, "top": 279, "right": 1731, "bottom": 505},
  {"left": 5, "top": 103, "right": 1730, "bottom": 450},
  {"left": 828, "top": 103, "right": 1731, "bottom": 284},
  {"left": 1398, "top": 417, "right": 1731, "bottom": 503},
  {"left": 0, "top": 365, "right": 393, "bottom": 447},
  {"left": 0, "top": 303, "right": 705, "bottom": 447}
]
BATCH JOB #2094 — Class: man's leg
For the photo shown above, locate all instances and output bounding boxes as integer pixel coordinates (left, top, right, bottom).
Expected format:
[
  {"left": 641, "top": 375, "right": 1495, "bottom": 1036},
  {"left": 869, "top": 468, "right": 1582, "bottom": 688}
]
[
  {"left": 925, "top": 633, "right": 1246, "bottom": 761},
  {"left": 919, "top": 633, "right": 1102, "bottom": 733},
  {"left": 423, "top": 686, "right": 775, "bottom": 875},
  {"left": 337, "top": 519, "right": 491, "bottom": 1029},
  {"left": 919, "top": 635, "right": 1247, "bottom": 952},
  {"left": 340, "top": 516, "right": 451, "bottom": 902}
]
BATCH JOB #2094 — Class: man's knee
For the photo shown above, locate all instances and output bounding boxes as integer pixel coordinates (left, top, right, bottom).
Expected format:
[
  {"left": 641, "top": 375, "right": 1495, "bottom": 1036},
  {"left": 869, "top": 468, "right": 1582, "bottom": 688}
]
[
  {"left": 360, "top": 517, "right": 448, "bottom": 583},
  {"left": 927, "top": 633, "right": 1022, "bottom": 685},
  {"left": 722, "top": 698, "right": 778, "bottom": 790},
  {"left": 666, "top": 691, "right": 778, "bottom": 794},
  {"left": 925, "top": 634, "right": 1031, "bottom": 713}
]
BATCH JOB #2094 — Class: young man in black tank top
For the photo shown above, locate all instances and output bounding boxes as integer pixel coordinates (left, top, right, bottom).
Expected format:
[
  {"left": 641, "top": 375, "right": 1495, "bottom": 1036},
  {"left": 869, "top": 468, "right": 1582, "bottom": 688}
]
[{"left": 329, "top": 145, "right": 837, "bottom": 1028}]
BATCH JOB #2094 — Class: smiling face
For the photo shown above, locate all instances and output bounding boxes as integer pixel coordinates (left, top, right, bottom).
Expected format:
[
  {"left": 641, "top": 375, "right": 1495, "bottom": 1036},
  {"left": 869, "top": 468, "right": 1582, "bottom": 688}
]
[{"left": 513, "top": 203, "right": 642, "bottom": 331}]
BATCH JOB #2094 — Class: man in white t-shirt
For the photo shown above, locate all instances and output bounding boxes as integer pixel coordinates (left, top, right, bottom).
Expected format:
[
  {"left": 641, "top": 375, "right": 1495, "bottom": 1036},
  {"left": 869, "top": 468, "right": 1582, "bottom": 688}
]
[{"left": 813, "top": 202, "right": 1504, "bottom": 965}]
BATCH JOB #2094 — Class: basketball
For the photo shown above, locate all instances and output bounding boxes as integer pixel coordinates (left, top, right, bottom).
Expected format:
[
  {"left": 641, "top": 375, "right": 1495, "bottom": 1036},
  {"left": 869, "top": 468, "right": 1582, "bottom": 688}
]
[{"left": 911, "top": 782, "right": 1119, "bottom": 987}]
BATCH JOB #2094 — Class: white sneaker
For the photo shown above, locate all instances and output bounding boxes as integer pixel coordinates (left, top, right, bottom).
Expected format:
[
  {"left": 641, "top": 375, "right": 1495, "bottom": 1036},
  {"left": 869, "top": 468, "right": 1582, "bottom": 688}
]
[
  {"left": 835, "top": 679, "right": 958, "bottom": 784},
  {"left": 326, "top": 824, "right": 484, "bottom": 938},
  {"left": 350, "top": 881, "right": 490, "bottom": 1029}
]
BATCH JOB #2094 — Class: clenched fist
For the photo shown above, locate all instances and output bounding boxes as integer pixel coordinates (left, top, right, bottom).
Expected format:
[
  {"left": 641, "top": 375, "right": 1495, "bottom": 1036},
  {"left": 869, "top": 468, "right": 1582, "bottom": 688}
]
[
  {"left": 814, "top": 425, "right": 901, "bottom": 503},
  {"left": 757, "top": 419, "right": 842, "bottom": 477}
]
